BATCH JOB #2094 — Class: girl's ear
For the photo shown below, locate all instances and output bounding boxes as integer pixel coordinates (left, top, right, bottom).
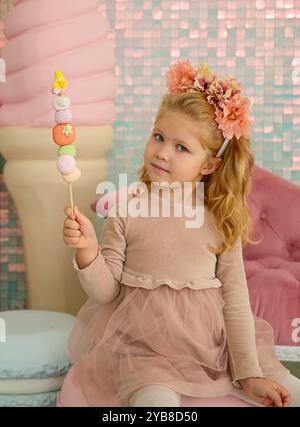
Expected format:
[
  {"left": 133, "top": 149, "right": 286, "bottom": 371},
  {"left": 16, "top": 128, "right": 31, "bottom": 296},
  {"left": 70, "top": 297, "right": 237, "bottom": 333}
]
[{"left": 200, "top": 157, "right": 222, "bottom": 176}]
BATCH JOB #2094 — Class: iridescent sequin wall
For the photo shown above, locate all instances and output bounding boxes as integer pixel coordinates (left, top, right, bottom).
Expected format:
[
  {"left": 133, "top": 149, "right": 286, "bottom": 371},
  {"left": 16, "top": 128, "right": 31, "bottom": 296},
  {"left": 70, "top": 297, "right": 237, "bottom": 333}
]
[{"left": 0, "top": 0, "right": 300, "bottom": 309}]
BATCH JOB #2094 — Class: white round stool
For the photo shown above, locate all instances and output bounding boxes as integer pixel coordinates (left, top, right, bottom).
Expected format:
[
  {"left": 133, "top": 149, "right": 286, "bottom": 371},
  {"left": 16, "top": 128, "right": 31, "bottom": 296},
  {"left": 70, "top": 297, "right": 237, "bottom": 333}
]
[{"left": 0, "top": 310, "right": 75, "bottom": 406}]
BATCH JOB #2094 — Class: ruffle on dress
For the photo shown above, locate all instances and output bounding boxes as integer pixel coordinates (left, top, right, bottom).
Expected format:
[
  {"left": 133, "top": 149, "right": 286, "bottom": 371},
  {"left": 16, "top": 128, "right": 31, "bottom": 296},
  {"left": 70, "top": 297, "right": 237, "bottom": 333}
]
[
  {"left": 120, "top": 268, "right": 223, "bottom": 290},
  {"left": 66, "top": 283, "right": 289, "bottom": 407}
]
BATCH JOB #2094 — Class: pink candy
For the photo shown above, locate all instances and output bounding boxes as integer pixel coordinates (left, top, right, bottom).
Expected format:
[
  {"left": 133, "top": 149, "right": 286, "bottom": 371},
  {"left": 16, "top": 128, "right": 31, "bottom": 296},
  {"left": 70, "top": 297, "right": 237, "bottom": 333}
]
[
  {"left": 56, "top": 155, "right": 76, "bottom": 175},
  {"left": 55, "top": 109, "right": 72, "bottom": 124}
]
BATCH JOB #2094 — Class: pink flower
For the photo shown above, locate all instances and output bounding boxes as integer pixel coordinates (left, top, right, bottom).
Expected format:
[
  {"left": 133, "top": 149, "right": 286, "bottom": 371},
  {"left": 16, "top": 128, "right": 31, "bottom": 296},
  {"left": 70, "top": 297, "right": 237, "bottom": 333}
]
[
  {"left": 206, "top": 77, "right": 241, "bottom": 108},
  {"left": 165, "top": 60, "right": 252, "bottom": 142},
  {"left": 215, "top": 94, "right": 251, "bottom": 140},
  {"left": 165, "top": 60, "right": 197, "bottom": 93},
  {"left": 193, "top": 63, "right": 218, "bottom": 92}
]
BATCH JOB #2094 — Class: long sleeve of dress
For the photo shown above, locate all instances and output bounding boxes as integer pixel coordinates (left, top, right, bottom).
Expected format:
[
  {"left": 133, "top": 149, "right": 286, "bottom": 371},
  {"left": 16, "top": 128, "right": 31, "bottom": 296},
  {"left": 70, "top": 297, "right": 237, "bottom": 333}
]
[
  {"left": 72, "top": 212, "right": 127, "bottom": 305},
  {"left": 216, "top": 236, "right": 264, "bottom": 386}
]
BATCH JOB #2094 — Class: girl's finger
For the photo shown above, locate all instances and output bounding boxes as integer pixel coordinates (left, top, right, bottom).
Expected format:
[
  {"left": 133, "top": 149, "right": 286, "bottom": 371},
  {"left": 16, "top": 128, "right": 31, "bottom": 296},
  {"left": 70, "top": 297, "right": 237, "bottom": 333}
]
[
  {"left": 267, "top": 389, "right": 282, "bottom": 407},
  {"left": 64, "top": 229, "right": 81, "bottom": 238},
  {"left": 74, "top": 205, "right": 90, "bottom": 225},
  {"left": 65, "top": 218, "right": 80, "bottom": 230},
  {"left": 64, "top": 206, "right": 75, "bottom": 220},
  {"left": 65, "top": 236, "right": 80, "bottom": 245},
  {"left": 278, "top": 388, "right": 291, "bottom": 407}
]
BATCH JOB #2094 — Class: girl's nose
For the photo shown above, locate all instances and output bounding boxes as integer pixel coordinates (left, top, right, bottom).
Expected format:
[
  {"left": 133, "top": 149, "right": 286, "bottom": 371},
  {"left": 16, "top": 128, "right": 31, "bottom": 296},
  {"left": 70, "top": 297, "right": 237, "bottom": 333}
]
[{"left": 155, "top": 143, "right": 170, "bottom": 161}]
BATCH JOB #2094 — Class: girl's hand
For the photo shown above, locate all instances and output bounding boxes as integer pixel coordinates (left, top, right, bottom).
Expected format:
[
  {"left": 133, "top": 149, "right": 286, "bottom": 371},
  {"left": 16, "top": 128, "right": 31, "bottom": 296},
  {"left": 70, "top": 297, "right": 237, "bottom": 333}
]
[
  {"left": 239, "top": 377, "right": 291, "bottom": 407},
  {"left": 63, "top": 205, "right": 98, "bottom": 250}
]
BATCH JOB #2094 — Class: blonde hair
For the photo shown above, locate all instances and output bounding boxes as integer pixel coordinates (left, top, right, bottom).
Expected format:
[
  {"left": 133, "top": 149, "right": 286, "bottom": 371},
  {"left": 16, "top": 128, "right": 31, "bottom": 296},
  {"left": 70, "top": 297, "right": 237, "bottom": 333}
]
[{"left": 139, "top": 92, "right": 261, "bottom": 255}]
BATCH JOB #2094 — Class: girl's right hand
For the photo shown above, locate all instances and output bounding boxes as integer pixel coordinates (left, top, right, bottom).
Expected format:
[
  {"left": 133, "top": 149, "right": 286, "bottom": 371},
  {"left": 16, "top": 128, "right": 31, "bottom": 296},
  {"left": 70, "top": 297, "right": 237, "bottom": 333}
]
[
  {"left": 63, "top": 205, "right": 98, "bottom": 250},
  {"left": 239, "top": 377, "right": 291, "bottom": 407}
]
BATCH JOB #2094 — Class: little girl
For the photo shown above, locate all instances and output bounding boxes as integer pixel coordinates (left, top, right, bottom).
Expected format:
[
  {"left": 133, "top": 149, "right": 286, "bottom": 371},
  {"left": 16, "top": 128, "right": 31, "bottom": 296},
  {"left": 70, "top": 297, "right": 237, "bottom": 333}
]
[{"left": 61, "top": 60, "right": 300, "bottom": 407}]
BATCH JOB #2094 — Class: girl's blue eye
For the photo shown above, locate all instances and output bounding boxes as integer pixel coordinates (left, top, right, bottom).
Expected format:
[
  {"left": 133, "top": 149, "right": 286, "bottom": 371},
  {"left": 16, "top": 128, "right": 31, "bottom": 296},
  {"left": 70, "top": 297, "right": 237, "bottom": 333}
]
[
  {"left": 177, "top": 144, "right": 187, "bottom": 152},
  {"left": 153, "top": 133, "right": 188, "bottom": 152},
  {"left": 153, "top": 133, "right": 163, "bottom": 142}
]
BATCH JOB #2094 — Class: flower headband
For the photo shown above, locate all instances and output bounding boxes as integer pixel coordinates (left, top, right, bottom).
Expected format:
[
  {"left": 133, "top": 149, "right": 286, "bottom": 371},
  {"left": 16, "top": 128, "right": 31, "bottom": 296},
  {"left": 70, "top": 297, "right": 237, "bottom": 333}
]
[{"left": 165, "top": 60, "right": 253, "bottom": 157}]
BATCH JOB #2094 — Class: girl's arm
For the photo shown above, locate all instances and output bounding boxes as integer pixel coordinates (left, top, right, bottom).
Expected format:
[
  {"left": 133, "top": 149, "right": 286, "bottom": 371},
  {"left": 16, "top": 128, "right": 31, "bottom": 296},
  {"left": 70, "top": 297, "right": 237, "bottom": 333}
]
[
  {"left": 216, "top": 236, "right": 264, "bottom": 386},
  {"left": 75, "top": 241, "right": 100, "bottom": 270},
  {"left": 73, "top": 211, "right": 128, "bottom": 305}
]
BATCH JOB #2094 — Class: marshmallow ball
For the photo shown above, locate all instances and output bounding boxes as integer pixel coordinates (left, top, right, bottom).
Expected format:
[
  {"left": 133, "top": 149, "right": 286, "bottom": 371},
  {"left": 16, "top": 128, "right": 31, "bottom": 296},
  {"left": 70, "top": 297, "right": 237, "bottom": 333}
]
[
  {"left": 53, "top": 95, "right": 71, "bottom": 111},
  {"left": 62, "top": 167, "right": 82, "bottom": 183},
  {"left": 56, "top": 155, "right": 76, "bottom": 175},
  {"left": 55, "top": 109, "right": 72, "bottom": 124},
  {"left": 58, "top": 144, "right": 76, "bottom": 156}
]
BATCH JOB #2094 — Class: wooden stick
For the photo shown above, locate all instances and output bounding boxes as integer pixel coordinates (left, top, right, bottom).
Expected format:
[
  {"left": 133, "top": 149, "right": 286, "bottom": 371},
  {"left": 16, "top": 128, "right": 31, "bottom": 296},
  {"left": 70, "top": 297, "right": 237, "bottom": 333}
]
[{"left": 68, "top": 182, "right": 74, "bottom": 213}]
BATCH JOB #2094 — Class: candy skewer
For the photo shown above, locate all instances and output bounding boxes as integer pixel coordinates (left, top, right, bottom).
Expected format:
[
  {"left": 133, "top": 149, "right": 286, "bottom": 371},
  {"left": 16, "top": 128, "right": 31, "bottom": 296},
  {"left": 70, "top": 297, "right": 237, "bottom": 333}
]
[
  {"left": 69, "top": 182, "right": 74, "bottom": 213},
  {"left": 51, "top": 70, "right": 81, "bottom": 214}
]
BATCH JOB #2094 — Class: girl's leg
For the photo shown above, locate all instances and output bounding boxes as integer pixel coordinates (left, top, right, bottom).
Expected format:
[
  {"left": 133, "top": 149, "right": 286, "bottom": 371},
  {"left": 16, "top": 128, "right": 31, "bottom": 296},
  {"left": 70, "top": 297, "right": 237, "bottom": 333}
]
[{"left": 128, "top": 384, "right": 181, "bottom": 407}]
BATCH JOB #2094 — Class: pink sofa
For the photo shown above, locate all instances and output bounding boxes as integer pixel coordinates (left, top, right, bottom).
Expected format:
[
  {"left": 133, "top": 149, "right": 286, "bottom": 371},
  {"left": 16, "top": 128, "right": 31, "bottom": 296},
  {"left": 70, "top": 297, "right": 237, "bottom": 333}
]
[
  {"left": 91, "top": 164, "right": 300, "bottom": 346},
  {"left": 243, "top": 164, "right": 300, "bottom": 346}
]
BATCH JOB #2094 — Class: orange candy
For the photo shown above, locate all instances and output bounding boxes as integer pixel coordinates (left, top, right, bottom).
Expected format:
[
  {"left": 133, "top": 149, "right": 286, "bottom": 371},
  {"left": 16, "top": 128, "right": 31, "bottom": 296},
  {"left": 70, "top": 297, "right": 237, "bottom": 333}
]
[{"left": 52, "top": 124, "right": 76, "bottom": 146}]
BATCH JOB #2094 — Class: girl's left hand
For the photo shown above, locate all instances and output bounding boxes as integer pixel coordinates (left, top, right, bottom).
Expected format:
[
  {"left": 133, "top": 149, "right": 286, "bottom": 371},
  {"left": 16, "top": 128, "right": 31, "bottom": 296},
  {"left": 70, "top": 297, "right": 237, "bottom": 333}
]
[{"left": 239, "top": 377, "right": 291, "bottom": 407}]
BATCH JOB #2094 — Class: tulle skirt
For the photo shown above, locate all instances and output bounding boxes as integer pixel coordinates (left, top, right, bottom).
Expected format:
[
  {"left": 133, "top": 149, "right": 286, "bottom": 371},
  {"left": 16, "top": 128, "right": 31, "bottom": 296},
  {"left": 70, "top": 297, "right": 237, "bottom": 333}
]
[{"left": 66, "top": 284, "right": 290, "bottom": 407}]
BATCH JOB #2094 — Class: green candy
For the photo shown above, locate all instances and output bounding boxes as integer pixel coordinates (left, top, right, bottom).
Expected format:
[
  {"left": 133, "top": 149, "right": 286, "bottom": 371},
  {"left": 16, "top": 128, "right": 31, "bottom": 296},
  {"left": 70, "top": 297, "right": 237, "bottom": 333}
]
[{"left": 57, "top": 144, "right": 76, "bottom": 156}]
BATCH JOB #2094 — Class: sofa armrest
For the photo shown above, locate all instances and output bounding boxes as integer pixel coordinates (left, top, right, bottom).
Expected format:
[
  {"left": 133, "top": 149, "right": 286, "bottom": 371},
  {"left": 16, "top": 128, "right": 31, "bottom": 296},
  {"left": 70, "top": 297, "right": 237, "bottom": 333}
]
[{"left": 245, "top": 165, "right": 300, "bottom": 261}]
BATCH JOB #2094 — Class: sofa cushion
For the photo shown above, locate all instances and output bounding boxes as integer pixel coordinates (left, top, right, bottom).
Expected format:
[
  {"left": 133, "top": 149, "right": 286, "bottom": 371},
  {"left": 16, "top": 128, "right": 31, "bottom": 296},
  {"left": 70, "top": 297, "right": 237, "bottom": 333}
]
[
  {"left": 275, "top": 345, "right": 300, "bottom": 379},
  {"left": 244, "top": 257, "right": 300, "bottom": 345}
]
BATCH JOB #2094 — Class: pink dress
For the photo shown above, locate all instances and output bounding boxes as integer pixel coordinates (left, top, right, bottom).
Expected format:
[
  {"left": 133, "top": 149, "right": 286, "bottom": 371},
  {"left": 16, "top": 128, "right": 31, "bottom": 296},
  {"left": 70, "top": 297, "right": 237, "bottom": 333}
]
[{"left": 61, "top": 189, "right": 290, "bottom": 407}]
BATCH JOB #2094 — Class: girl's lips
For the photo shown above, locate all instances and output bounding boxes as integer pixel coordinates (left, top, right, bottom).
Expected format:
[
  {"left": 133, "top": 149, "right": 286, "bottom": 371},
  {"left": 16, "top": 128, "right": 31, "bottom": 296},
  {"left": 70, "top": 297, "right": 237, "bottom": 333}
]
[{"left": 151, "top": 163, "right": 169, "bottom": 173}]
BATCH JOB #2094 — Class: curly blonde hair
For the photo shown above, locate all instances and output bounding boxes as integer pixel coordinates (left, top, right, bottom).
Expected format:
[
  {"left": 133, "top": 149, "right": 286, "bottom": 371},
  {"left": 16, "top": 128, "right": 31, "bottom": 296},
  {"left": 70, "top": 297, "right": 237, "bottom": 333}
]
[{"left": 139, "top": 92, "right": 261, "bottom": 255}]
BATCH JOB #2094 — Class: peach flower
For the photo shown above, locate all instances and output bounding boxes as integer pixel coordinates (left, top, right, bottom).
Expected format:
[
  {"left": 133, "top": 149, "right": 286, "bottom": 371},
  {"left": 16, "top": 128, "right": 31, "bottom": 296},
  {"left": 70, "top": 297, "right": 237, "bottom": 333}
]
[
  {"left": 165, "top": 60, "right": 197, "bottom": 93},
  {"left": 215, "top": 94, "right": 252, "bottom": 140},
  {"left": 165, "top": 60, "right": 252, "bottom": 142}
]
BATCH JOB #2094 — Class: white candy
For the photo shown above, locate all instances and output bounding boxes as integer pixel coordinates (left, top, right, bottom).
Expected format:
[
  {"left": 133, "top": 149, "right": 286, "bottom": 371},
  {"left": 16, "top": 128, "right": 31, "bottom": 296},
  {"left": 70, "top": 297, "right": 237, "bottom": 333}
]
[
  {"left": 53, "top": 95, "right": 71, "bottom": 111},
  {"left": 61, "top": 167, "right": 82, "bottom": 183}
]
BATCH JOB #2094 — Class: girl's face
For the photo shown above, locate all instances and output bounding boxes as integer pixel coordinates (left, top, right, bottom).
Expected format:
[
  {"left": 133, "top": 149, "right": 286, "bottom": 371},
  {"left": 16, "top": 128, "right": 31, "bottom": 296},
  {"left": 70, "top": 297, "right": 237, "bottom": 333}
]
[{"left": 144, "top": 112, "right": 221, "bottom": 189}]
